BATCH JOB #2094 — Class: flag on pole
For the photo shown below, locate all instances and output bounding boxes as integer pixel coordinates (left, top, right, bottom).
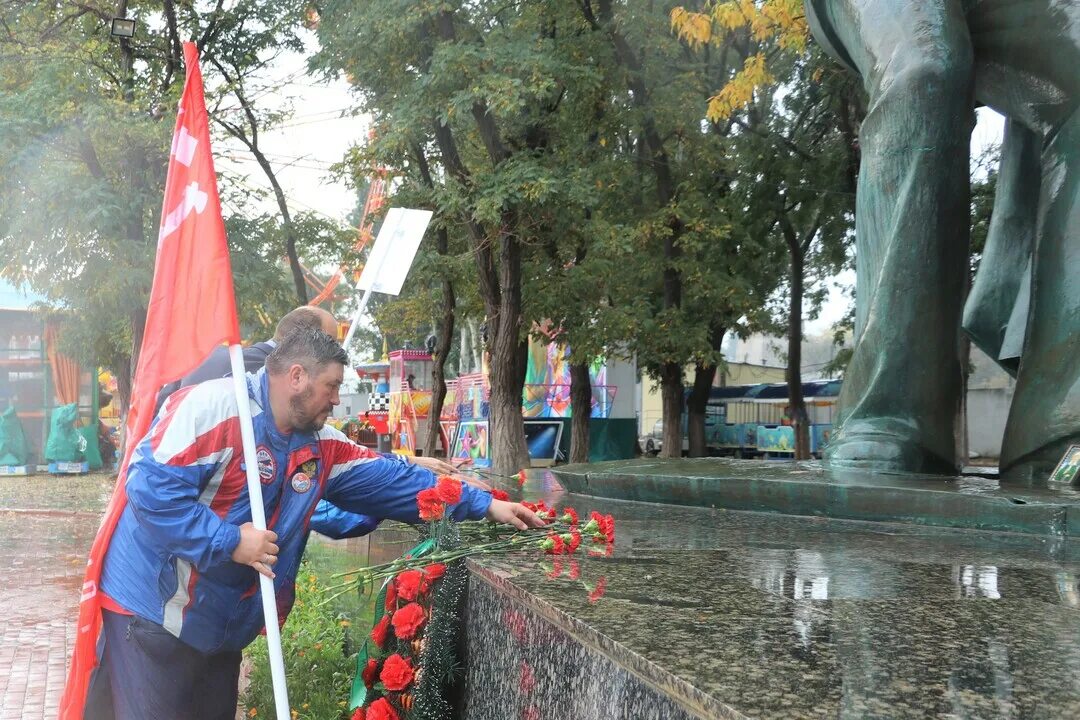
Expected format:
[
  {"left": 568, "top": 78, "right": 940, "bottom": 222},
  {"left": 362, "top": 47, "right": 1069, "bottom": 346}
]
[{"left": 60, "top": 42, "right": 241, "bottom": 718}]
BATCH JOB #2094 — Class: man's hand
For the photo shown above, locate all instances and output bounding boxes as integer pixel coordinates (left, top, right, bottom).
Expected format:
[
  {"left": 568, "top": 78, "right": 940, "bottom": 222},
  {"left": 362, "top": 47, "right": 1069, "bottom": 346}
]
[
  {"left": 232, "top": 522, "right": 279, "bottom": 579},
  {"left": 485, "top": 499, "right": 546, "bottom": 530}
]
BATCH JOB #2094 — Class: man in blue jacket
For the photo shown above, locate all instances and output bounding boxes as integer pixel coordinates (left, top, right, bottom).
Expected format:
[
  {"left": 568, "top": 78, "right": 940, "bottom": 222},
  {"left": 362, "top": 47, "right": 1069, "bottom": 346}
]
[
  {"left": 88, "top": 328, "right": 541, "bottom": 718},
  {"left": 154, "top": 304, "right": 462, "bottom": 539}
]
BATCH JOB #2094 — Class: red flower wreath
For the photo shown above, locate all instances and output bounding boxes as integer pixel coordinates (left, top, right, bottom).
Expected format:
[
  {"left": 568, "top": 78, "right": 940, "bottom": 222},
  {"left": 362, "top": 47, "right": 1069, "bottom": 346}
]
[
  {"left": 424, "top": 562, "right": 446, "bottom": 582},
  {"left": 435, "top": 475, "right": 463, "bottom": 503},
  {"left": 379, "top": 653, "right": 415, "bottom": 691},
  {"left": 361, "top": 658, "right": 380, "bottom": 688},
  {"left": 417, "top": 487, "right": 445, "bottom": 521},
  {"left": 391, "top": 602, "right": 426, "bottom": 640},
  {"left": 393, "top": 569, "right": 427, "bottom": 602},
  {"left": 370, "top": 613, "right": 391, "bottom": 649},
  {"left": 366, "top": 697, "right": 398, "bottom": 720},
  {"left": 384, "top": 579, "right": 397, "bottom": 609}
]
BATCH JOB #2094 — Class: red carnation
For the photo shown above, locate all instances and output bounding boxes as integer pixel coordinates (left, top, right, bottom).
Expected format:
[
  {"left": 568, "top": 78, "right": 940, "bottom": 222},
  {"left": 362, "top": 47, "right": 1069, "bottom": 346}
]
[
  {"left": 391, "top": 602, "right": 426, "bottom": 640},
  {"left": 503, "top": 609, "right": 528, "bottom": 643},
  {"left": 517, "top": 469, "right": 527, "bottom": 487},
  {"left": 560, "top": 507, "right": 579, "bottom": 526},
  {"left": 351, "top": 707, "right": 366, "bottom": 720},
  {"left": 563, "top": 530, "right": 582, "bottom": 554},
  {"left": 424, "top": 563, "right": 446, "bottom": 582},
  {"left": 362, "top": 658, "right": 380, "bottom": 688},
  {"left": 540, "top": 533, "right": 565, "bottom": 555},
  {"left": 588, "top": 577, "right": 607, "bottom": 603},
  {"left": 601, "top": 513, "right": 616, "bottom": 540},
  {"left": 380, "top": 653, "right": 415, "bottom": 691},
  {"left": 367, "top": 698, "right": 398, "bottom": 720},
  {"left": 520, "top": 661, "right": 537, "bottom": 694},
  {"left": 522, "top": 501, "right": 538, "bottom": 512},
  {"left": 394, "top": 569, "right": 427, "bottom": 602},
  {"left": 417, "top": 487, "right": 445, "bottom": 521},
  {"left": 370, "top": 613, "right": 391, "bottom": 649},
  {"left": 384, "top": 579, "right": 397, "bottom": 609},
  {"left": 435, "top": 475, "right": 463, "bottom": 504},
  {"left": 545, "top": 559, "right": 563, "bottom": 579},
  {"left": 491, "top": 488, "right": 510, "bottom": 501}
]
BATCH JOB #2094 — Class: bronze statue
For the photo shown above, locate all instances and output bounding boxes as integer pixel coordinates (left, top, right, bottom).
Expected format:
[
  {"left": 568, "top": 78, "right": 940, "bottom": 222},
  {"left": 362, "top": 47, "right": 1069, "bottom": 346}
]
[{"left": 805, "top": 0, "right": 1079, "bottom": 484}]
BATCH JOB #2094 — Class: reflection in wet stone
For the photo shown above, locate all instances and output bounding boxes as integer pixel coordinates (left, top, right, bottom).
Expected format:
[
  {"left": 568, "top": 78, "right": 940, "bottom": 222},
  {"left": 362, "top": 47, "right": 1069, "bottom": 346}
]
[
  {"left": 461, "top": 575, "right": 712, "bottom": 720},
  {"left": 450, "top": 473, "right": 1080, "bottom": 719}
]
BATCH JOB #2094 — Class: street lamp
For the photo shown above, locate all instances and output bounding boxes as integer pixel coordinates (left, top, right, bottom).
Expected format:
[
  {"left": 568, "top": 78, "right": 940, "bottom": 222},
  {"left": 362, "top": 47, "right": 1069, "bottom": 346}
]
[{"left": 110, "top": 18, "right": 136, "bottom": 38}]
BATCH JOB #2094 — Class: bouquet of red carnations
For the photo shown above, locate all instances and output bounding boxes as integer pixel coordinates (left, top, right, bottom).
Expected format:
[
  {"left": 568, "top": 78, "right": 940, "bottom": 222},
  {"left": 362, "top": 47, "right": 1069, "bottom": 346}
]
[{"left": 337, "top": 475, "right": 615, "bottom": 720}]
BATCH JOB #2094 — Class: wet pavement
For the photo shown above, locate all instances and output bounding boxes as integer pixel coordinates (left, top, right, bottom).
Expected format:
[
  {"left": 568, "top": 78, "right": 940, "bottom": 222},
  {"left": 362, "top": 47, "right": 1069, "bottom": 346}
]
[
  {"left": 0, "top": 473, "right": 115, "bottom": 719},
  {"left": 465, "top": 470, "right": 1080, "bottom": 719}
]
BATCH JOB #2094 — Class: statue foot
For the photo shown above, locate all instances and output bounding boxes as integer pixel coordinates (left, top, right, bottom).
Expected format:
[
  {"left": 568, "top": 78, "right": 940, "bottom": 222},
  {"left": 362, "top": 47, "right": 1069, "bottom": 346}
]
[
  {"left": 1001, "top": 436, "right": 1080, "bottom": 487},
  {"left": 824, "top": 423, "right": 956, "bottom": 475}
]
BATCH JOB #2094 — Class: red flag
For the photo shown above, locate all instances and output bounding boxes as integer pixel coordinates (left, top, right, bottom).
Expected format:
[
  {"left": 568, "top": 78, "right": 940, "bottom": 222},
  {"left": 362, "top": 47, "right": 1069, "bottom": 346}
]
[{"left": 60, "top": 42, "right": 241, "bottom": 718}]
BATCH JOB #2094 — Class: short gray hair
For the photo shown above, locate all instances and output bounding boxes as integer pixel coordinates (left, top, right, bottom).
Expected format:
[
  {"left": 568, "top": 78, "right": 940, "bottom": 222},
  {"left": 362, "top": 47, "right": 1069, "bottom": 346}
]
[
  {"left": 274, "top": 307, "right": 332, "bottom": 341},
  {"left": 265, "top": 328, "right": 349, "bottom": 376}
]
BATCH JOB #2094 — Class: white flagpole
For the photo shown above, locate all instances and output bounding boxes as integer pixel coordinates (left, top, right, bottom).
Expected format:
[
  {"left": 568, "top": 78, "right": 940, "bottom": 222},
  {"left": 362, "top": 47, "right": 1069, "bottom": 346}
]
[
  {"left": 228, "top": 345, "right": 290, "bottom": 719},
  {"left": 341, "top": 286, "right": 375, "bottom": 350}
]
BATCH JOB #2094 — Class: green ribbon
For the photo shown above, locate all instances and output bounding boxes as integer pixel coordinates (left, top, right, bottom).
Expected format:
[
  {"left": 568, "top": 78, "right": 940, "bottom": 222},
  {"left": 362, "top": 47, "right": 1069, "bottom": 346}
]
[{"left": 349, "top": 537, "right": 437, "bottom": 710}]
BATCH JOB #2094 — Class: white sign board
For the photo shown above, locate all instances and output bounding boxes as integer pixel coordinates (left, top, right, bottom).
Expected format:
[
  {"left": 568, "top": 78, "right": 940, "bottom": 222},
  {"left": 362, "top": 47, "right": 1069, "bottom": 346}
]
[{"left": 356, "top": 207, "right": 433, "bottom": 296}]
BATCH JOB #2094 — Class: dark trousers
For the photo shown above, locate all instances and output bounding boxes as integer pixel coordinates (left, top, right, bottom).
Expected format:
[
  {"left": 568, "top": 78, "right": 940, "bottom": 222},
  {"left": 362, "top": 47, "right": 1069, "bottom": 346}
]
[{"left": 85, "top": 610, "right": 242, "bottom": 720}]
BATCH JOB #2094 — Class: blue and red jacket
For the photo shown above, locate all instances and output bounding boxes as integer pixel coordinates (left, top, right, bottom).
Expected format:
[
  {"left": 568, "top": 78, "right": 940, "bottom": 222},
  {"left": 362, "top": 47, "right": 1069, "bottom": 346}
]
[{"left": 100, "top": 369, "right": 492, "bottom": 654}]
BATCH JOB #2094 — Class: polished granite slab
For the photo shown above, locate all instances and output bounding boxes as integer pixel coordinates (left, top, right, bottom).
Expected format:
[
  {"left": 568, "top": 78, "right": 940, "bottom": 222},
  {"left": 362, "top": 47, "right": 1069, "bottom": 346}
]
[
  {"left": 552, "top": 458, "right": 1080, "bottom": 537},
  {"left": 461, "top": 471, "right": 1080, "bottom": 719}
]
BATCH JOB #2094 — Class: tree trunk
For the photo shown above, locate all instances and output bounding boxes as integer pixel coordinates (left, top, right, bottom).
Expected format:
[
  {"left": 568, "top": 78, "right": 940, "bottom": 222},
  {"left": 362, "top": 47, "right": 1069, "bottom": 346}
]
[
  {"left": 787, "top": 247, "right": 811, "bottom": 460},
  {"left": 659, "top": 362, "right": 684, "bottom": 458},
  {"left": 569, "top": 362, "right": 592, "bottom": 464},
  {"left": 425, "top": 232, "right": 455, "bottom": 458},
  {"left": 687, "top": 362, "right": 717, "bottom": 457},
  {"left": 686, "top": 324, "right": 725, "bottom": 457},
  {"left": 489, "top": 334, "right": 529, "bottom": 475}
]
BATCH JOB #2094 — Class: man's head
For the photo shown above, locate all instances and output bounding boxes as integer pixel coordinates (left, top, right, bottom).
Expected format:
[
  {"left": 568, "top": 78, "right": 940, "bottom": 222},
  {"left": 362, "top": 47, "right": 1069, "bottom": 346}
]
[
  {"left": 273, "top": 306, "right": 338, "bottom": 342},
  {"left": 265, "top": 328, "right": 349, "bottom": 433}
]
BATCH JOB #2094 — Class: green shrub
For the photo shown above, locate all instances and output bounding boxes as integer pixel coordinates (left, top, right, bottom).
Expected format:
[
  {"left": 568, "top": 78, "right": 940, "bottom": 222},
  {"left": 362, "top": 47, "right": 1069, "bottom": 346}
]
[{"left": 241, "top": 563, "right": 355, "bottom": 720}]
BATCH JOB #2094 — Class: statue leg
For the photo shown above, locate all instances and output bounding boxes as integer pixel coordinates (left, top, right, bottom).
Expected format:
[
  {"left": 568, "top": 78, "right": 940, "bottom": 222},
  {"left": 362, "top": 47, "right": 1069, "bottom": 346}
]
[
  {"left": 808, "top": 0, "right": 975, "bottom": 473},
  {"left": 1000, "top": 109, "right": 1080, "bottom": 484},
  {"left": 962, "top": 119, "right": 1041, "bottom": 377}
]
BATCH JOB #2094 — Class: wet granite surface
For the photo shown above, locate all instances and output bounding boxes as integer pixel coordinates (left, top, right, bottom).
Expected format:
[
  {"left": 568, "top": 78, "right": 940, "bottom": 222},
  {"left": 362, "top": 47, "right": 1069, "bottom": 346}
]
[
  {"left": 552, "top": 458, "right": 1080, "bottom": 537},
  {"left": 464, "top": 470, "right": 1080, "bottom": 719}
]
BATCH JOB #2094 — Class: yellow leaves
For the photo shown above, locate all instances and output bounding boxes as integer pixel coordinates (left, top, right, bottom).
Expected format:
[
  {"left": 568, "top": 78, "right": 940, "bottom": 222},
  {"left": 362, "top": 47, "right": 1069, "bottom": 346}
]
[
  {"left": 757, "top": 0, "right": 809, "bottom": 51},
  {"left": 670, "top": 8, "right": 713, "bottom": 48},
  {"left": 714, "top": 1, "right": 754, "bottom": 31},
  {"left": 707, "top": 53, "right": 774, "bottom": 121},
  {"left": 673, "top": 1, "right": 808, "bottom": 53},
  {"left": 673, "top": 2, "right": 809, "bottom": 121}
]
